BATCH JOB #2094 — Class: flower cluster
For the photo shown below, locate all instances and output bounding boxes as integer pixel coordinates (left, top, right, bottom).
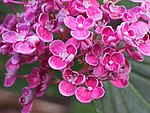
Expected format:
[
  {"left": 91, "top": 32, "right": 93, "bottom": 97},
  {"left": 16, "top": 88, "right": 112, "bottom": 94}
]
[{"left": 0, "top": 0, "right": 150, "bottom": 112}]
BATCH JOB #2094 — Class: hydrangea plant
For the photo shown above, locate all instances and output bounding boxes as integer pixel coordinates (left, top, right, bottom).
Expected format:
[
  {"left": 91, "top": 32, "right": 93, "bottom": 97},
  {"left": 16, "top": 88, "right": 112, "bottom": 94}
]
[{"left": 0, "top": 0, "right": 150, "bottom": 113}]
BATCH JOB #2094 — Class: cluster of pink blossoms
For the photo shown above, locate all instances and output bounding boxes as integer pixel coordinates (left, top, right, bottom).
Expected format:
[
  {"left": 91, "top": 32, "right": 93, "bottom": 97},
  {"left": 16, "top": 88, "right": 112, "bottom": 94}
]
[{"left": 0, "top": 0, "right": 150, "bottom": 112}]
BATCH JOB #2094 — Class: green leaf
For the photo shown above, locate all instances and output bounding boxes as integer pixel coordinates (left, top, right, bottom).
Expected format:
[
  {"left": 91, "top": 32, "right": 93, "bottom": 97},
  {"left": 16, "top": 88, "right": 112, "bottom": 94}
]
[{"left": 94, "top": 57, "right": 150, "bottom": 113}]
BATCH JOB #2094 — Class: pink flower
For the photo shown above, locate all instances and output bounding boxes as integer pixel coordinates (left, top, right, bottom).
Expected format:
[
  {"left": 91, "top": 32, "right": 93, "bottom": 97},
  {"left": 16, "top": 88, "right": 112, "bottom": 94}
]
[
  {"left": 64, "top": 15, "right": 95, "bottom": 40},
  {"left": 101, "top": 26, "right": 120, "bottom": 46},
  {"left": 59, "top": 68, "right": 85, "bottom": 96},
  {"left": 48, "top": 40, "right": 77, "bottom": 70},
  {"left": 75, "top": 0, "right": 103, "bottom": 20},
  {"left": 36, "top": 13, "right": 53, "bottom": 42},
  {"left": 101, "top": 1, "right": 126, "bottom": 20},
  {"left": 75, "top": 76, "right": 105, "bottom": 103},
  {"left": 110, "top": 60, "right": 131, "bottom": 88},
  {"left": 102, "top": 52, "right": 125, "bottom": 71}
]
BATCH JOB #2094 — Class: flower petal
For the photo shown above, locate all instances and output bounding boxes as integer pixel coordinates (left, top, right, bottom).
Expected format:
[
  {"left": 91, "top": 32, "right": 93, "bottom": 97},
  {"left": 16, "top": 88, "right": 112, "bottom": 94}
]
[
  {"left": 2, "top": 31, "right": 17, "bottom": 43},
  {"left": 48, "top": 56, "right": 67, "bottom": 70},
  {"left": 36, "top": 25, "right": 53, "bottom": 42},
  {"left": 85, "top": 53, "right": 99, "bottom": 66},
  {"left": 137, "top": 43, "right": 150, "bottom": 56},
  {"left": 92, "top": 43, "right": 103, "bottom": 57},
  {"left": 93, "top": 63, "right": 108, "bottom": 78},
  {"left": 91, "top": 87, "right": 105, "bottom": 99},
  {"left": 86, "top": 6, "right": 103, "bottom": 21},
  {"left": 71, "top": 30, "right": 90, "bottom": 40},
  {"left": 59, "top": 80, "right": 76, "bottom": 96},
  {"left": 66, "top": 44, "right": 77, "bottom": 55},
  {"left": 110, "top": 73, "right": 129, "bottom": 88},
  {"left": 86, "top": 76, "right": 99, "bottom": 88},
  {"left": 111, "top": 52, "right": 125, "bottom": 65},
  {"left": 83, "top": 18, "right": 95, "bottom": 30},
  {"left": 38, "top": 13, "right": 49, "bottom": 26},
  {"left": 76, "top": 15, "right": 85, "bottom": 24},
  {"left": 64, "top": 16, "right": 77, "bottom": 30},
  {"left": 49, "top": 40, "right": 65, "bottom": 56},
  {"left": 75, "top": 87, "right": 92, "bottom": 103}
]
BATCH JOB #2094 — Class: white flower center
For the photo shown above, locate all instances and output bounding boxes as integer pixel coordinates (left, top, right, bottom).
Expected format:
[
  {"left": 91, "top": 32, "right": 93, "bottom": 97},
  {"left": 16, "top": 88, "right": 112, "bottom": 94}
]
[
  {"left": 78, "top": 24, "right": 84, "bottom": 29},
  {"left": 109, "top": 60, "right": 113, "bottom": 65}
]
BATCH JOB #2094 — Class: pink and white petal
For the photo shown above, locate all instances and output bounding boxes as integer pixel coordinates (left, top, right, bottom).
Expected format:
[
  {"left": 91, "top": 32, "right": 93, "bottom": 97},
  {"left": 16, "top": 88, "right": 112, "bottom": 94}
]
[
  {"left": 18, "top": 43, "right": 36, "bottom": 55},
  {"left": 84, "top": 18, "right": 95, "bottom": 30},
  {"left": 86, "top": 6, "right": 103, "bottom": 21},
  {"left": 102, "top": 53, "right": 110, "bottom": 65},
  {"left": 48, "top": 56, "right": 67, "bottom": 70},
  {"left": 38, "top": 13, "right": 49, "bottom": 26},
  {"left": 17, "top": 24, "right": 29, "bottom": 35},
  {"left": 75, "top": 87, "right": 92, "bottom": 103},
  {"left": 91, "top": 87, "right": 105, "bottom": 99},
  {"left": 85, "top": 53, "right": 99, "bottom": 66},
  {"left": 64, "top": 16, "right": 77, "bottom": 30},
  {"left": 66, "top": 38, "right": 80, "bottom": 48},
  {"left": 86, "top": 76, "right": 99, "bottom": 88},
  {"left": 93, "top": 64, "right": 108, "bottom": 78},
  {"left": 101, "top": 26, "right": 114, "bottom": 36},
  {"left": 75, "top": 74, "right": 86, "bottom": 85},
  {"left": 109, "top": 63, "right": 120, "bottom": 71},
  {"left": 59, "top": 81, "right": 76, "bottom": 96},
  {"left": 130, "top": 21, "right": 149, "bottom": 38},
  {"left": 111, "top": 52, "right": 125, "bottom": 65},
  {"left": 36, "top": 26, "right": 53, "bottom": 42},
  {"left": 92, "top": 43, "right": 103, "bottom": 57},
  {"left": 71, "top": 30, "right": 90, "bottom": 40},
  {"left": 137, "top": 43, "right": 150, "bottom": 56},
  {"left": 4, "top": 76, "right": 16, "bottom": 87},
  {"left": 49, "top": 40, "right": 65, "bottom": 56},
  {"left": 2, "top": 31, "right": 17, "bottom": 43},
  {"left": 66, "top": 44, "right": 77, "bottom": 55},
  {"left": 76, "top": 15, "right": 85, "bottom": 24},
  {"left": 110, "top": 74, "right": 129, "bottom": 88},
  {"left": 75, "top": 5, "right": 86, "bottom": 13}
]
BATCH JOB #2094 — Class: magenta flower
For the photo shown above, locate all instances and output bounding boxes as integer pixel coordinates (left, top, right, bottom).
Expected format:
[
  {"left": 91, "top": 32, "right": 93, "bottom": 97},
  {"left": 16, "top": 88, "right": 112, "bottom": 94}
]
[
  {"left": 75, "top": 76, "right": 105, "bottom": 103},
  {"left": 101, "top": 1, "right": 126, "bottom": 20},
  {"left": 64, "top": 15, "right": 95, "bottom": 40},
  {"left": 110, "top": 60, "right": 131, "bottom": 88},
  {"left": 85, "top": 43, "right": 103, "bottom": 66},
  {"left": 75, "top": 0, "right": 103, "bottom": 20},
  {"left": 59, "top": 68, "right": 85, "bottom": 96},
  {"left": 48, "top": 40, "right": 77, "bottom": 70},
  {"left": 102, "top": 52, "right": 125, "bottom": 71},
  {"left": 101, "top": 26, "right": 120, "bottom": 46},
  {"left": 36, "top": 13, "right": 53, "bottom": 42}
]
